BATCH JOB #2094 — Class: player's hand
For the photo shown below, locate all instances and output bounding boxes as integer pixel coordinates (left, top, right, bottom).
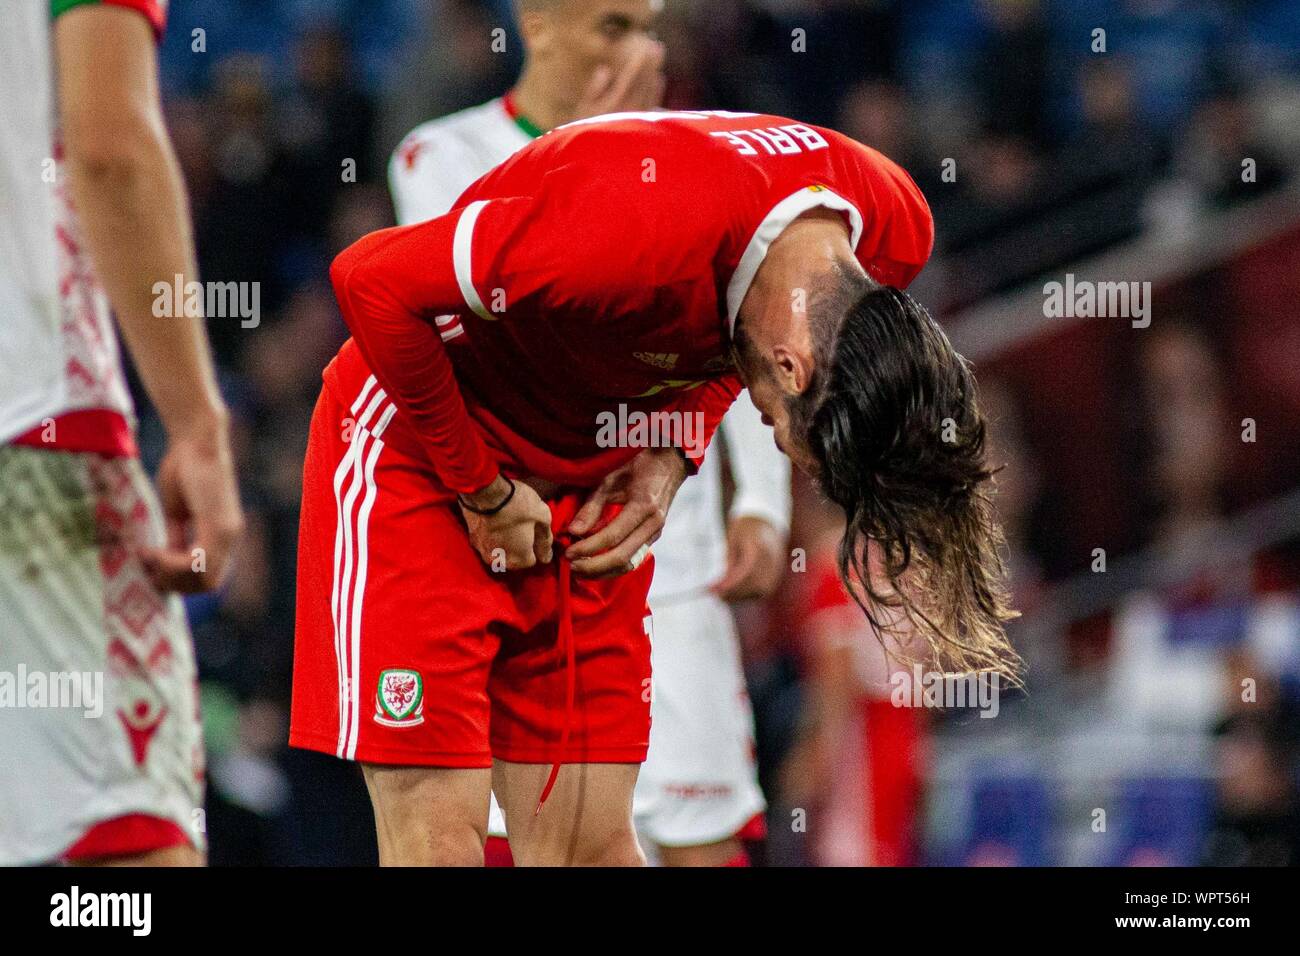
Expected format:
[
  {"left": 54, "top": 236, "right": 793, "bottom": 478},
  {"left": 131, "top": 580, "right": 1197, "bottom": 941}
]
[
  {"left": 141, "top": 412, "right": 244, "bottom": 593},
  {"left": 573, "top": 35, "right": 666, "bottom": 120},
  {"left": 565, "top": 447, "right": 687, "bottom": 578},
  {"left": 710, "top": 515, "right": 785, "bottom": 602},
  {"left": 460, "top": 474, "right": 554, "bottom": 571}
]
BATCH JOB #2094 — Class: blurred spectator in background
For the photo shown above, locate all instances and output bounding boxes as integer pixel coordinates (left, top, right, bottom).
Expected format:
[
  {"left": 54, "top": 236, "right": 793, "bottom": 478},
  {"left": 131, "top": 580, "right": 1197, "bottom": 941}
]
[
  {"left": 1148, "top": 83, "right": 1295, "bottom": 237},
  {"left": 1108, "top": 323, "right": 1298, "bottom": 733},
  {"left": 277, "top": 24, "right": 377, "bottom": 255},
  {"left": 974, "top": 0, "right": 1051, "bottom": 146},
  {"left": 1108, "top": 323, "right": 1245, "bottom": 731},
  {"left": 1203, "top": 703, "right": 1300, "bottom": 866},
  {"left": 836, "top": 79, "right": 939, "bottom": 198}
]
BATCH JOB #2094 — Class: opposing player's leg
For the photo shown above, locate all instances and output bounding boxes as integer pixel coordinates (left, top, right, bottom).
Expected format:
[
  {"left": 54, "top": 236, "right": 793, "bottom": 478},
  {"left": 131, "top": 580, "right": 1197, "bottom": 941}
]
[
  {"left": 0, "top": 447, "right": 205, "bottom": 867},
  {"left": 363, "top": 765, "right": 492, "bottom": 866},
  {"left": 634, "top": 595, "right": 766, "bottom": 866},
  {"left": 493, "top": 761, "right": 643, "bottom": 866}
]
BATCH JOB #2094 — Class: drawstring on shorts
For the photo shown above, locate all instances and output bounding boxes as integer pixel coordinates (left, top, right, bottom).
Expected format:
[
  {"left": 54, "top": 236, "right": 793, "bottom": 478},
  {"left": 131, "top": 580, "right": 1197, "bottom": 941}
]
[{"left": 535, "top": 538, "right": 576, "bottom": 815}]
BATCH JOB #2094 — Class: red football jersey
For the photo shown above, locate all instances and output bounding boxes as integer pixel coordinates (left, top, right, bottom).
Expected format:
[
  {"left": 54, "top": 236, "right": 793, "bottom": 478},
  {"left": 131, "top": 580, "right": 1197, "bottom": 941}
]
[{"left": 328, "top": 110, "right": 934, "bottom": 493}]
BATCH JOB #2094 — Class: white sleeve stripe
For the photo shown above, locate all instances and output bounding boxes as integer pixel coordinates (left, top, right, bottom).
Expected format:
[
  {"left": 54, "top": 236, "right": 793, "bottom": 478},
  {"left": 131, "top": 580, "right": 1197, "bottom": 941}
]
[
  {"left": 453, "top": 200, "right": 495, "bottom": 322},
  {"left": 725, "top": 187, "right": 865, "bottom": 334}
]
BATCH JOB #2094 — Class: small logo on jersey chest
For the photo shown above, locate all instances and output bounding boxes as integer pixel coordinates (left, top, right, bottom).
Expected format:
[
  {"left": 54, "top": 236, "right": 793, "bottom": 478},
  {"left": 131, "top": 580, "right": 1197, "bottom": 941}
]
[
  {"left": 633, "top": 351, "right": 679, "bottom": 370},
  {"left": 375, "top": 669, "right": 424, "bottom": 727}
]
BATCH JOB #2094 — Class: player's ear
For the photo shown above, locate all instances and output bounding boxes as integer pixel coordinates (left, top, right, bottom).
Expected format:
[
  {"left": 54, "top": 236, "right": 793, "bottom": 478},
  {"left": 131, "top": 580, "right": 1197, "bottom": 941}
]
[
  {"left": 772, "top": 345, "right": 814, "bottom": 397},
  {"left": 517, "top": 5, "right": 556, "bottom": 56}
]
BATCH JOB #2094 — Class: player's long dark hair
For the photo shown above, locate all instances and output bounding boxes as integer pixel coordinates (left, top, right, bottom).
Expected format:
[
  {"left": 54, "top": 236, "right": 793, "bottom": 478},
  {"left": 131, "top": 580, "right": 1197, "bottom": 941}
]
[{"left": 795, "top": 280, "right": 1022, "bottom": 682}]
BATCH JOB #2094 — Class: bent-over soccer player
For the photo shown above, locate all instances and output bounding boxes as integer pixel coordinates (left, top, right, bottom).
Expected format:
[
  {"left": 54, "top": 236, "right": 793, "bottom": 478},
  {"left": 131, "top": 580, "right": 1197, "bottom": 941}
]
[{"left": 289, "top": 109, "right": 1019, "bottom": 866}]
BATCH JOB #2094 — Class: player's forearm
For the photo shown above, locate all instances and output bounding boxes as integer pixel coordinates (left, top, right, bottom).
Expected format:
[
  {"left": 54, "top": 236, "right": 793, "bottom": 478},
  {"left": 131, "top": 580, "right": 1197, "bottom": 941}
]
[
  {"left": 55, "top": 6, "right": 225, "bottom": 438},
  {"left": 330, "top": 221, "right": 499, "bottom": 494},
  {"left": 672, "top": 375, "right": 743, "bottom": 473}
]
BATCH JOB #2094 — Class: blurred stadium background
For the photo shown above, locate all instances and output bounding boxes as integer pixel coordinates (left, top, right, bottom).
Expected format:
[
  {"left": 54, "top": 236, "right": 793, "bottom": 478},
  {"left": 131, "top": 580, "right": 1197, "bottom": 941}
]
[{"left": 141, "top": 0, "right": 1300, "bottom": 865}]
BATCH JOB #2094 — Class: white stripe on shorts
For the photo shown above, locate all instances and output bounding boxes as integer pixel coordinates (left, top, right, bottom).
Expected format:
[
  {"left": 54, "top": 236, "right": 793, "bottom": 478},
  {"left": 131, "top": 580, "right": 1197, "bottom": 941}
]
[{"left": 330, "top": 376, "right": 392, "bottom": 758}]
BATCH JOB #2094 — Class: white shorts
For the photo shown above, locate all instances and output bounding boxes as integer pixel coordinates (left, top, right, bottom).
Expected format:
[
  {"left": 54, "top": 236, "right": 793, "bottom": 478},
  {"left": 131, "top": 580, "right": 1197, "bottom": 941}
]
[
  {"left": 0, "top": 447, "right": 204, "bottom": 865},
  {"left": 633, "top": 592, "right": 765, "bottom": 849}
]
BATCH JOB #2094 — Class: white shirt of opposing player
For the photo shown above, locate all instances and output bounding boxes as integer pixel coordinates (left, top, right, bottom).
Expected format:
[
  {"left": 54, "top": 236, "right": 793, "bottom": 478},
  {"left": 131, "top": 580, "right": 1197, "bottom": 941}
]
[{"left": 0, "top": 2, "right": 134, "bottom": 443}]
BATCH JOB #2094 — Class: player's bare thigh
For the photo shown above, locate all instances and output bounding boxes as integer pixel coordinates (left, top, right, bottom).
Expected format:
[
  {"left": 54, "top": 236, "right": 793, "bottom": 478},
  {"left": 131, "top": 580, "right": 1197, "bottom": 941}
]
[
  {"left": 362, "top": 764, "right": 492, "bottom": 866},
  {"left": 493, "top": 760, "right": 645, "bottom": 867}
]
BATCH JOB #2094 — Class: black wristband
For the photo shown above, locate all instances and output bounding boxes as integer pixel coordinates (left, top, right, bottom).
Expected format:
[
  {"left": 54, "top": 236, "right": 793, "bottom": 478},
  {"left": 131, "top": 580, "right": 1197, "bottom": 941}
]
[
  {"left": 458, "top": 476, "right": 516, "bottom": 516},
  {"left": 672, "top": 445, "right": 697, "bottom": 476}
]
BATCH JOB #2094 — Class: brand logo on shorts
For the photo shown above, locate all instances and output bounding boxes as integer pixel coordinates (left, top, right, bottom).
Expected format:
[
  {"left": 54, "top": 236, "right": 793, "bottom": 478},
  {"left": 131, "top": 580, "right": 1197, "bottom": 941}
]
[{"left": 375, "top": 669, "right": 424, "bottom": 727}]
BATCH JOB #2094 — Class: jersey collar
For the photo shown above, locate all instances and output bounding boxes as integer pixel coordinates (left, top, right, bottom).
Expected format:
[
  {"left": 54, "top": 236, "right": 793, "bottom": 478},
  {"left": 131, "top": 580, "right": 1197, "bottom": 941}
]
[{"left": 502, "top": 91, "right": 544, "bottom": 140}]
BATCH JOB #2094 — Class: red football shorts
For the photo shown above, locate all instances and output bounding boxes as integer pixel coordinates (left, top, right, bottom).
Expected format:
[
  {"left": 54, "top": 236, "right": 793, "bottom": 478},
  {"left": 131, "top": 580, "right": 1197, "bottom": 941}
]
[{"left": 290, "top": 373, "right": 654, "bottom": 767}]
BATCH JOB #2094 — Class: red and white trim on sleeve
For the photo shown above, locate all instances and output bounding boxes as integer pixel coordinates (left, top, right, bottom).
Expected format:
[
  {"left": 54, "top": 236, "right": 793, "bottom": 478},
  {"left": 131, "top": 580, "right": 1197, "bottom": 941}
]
[
  {"left": 53, "top": 0, "right": 168, "bottom": 41},
  {"left": 725, "top": 186, "right": 865, "bottom": 333},
  {"left": 434, "top": 314, "right": 465, "bottom": 342},
  {"left": 453, "top": 200, "right": 495, "bottom": 321}
]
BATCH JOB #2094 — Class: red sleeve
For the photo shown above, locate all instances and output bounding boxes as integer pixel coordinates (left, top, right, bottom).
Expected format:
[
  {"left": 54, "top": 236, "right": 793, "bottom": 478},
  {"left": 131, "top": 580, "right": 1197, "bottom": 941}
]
[
  {"left": 671, "top": 375, "right": 742, "bottom": 474},
  {"left": 329, "top": 209, "right": 499, "bottom": 494}
]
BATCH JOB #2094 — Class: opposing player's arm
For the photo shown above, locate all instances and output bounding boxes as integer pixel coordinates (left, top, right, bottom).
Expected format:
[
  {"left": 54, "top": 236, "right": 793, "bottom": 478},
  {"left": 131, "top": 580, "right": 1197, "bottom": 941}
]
[
  {"left": 54, "top": 3, "right": 223, "bottom": 438},
  {"left": 720, "top": 390, "right": 792, "bottom": 533},
  {"left": 54, "top": 1, "right": 242, "bottom": 592},
  {"left": 707, "top": 393, "right": 791, "bottom": 600}
]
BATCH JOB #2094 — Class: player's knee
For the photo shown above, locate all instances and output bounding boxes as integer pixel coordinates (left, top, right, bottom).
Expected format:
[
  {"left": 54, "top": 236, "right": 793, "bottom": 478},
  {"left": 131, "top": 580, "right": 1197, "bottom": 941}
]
[
  {"left": 579, "top": 825, "right": 645, "bottom": 867},
  {"left": 528, "top": 824, "right": 644, "bottom": 867},
  {"left": 379, "top": 821, "right": 484, "bottom": 867},
  {"left": 427, "top": 824, "right": 487, "bottom": 866},
  {"left": 507, "top": 812, "right": 643, "bottom": 867}
]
